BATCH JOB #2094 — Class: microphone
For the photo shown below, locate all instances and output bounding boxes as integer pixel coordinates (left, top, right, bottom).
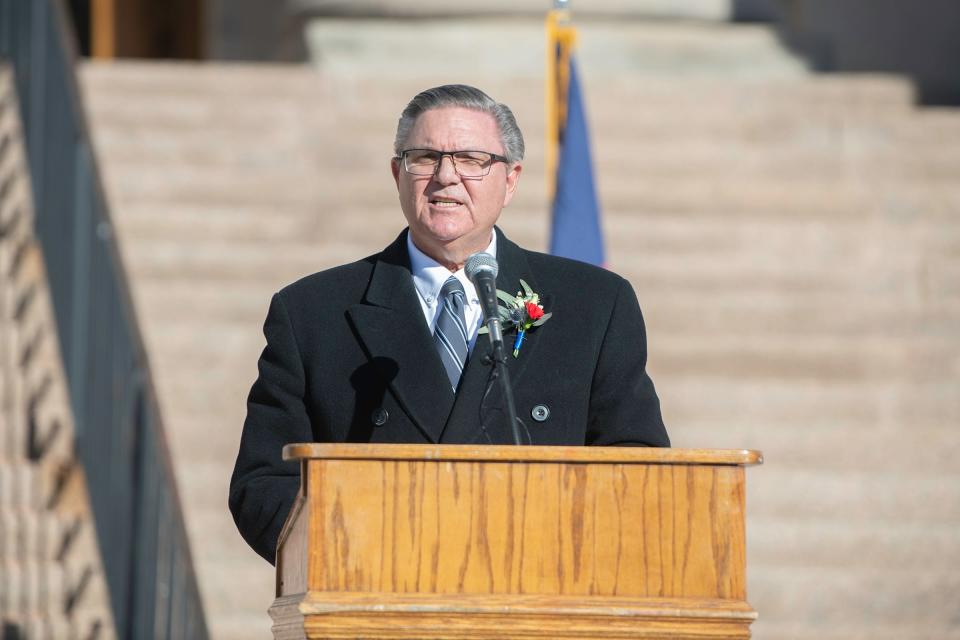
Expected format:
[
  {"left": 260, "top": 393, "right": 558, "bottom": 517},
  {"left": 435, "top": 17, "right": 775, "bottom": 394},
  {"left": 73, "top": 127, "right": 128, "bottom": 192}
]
[
  {"left": 465, "top": 252, "right": 523, "bottom": 445},
  {"left": 465, "top": 252, "right": 502, "bottom": 347}
]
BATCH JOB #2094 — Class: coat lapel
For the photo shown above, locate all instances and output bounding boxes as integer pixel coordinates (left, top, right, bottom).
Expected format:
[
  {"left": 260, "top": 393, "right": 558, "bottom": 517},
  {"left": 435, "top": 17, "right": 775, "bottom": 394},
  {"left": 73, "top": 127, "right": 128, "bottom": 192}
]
[
  {"left": 347, "top": 232, "right": 454, "bottom": 443},
  {"left": 440, "top": 230, "right": 544, "bottom": 443}
]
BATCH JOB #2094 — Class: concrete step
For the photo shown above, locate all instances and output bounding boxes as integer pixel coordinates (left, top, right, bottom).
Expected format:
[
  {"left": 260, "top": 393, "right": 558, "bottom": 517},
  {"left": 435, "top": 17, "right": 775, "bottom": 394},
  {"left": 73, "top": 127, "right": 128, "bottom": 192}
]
[
  {"left": 0, "top": 613, "right": 70, "bottom": 640},
  {"left": 601, "top": 178, "right": 960, "bottom": 217},
  {"left": 0, "top": 462, "right": 48, "bottom": 511},
  {"left": 645, "top": 294, "right": 960, "bottom": 339},
  {"left": 0, "top": 376, "right": 27, "bottom": 463},
  {"left": 749, "top": 522, "right": 960, "bottom": 637},
  {"left": 78, "top": 62, "right": 331, "bottom": 105},
  {"left": 174, "top": 467, "right": 237, "bottom": 521},
  {"left": 749, "top": 566, "right": 960, "bottom": 638},
  {"left": 658, "top": 373, "right": 958, "bottom": 423},
  {"left": 654, "top": 333, "right": 958, "bottom": 378},
  {"left": 2, "top": 592, "right": 117, "bottom": 640},
  {"left": 99, "top": 204, "right": 323, "bottom": 243},
  {"left": 186, "top": 510, "right": 275, "bottom": 589},
  {"left": 0, "top": 560, "right": 68, "bottom": 618},
  {"left": 119, "top": 239, "right": 375, "bottom": 283},
  {"left": 591, "top": 102, "right": 960, "bottom": 138},
  {"left": 602, "top": 216, "right": 960, "bottom": 255},
  {"left": 748, "top": 468, "right": 960, "bottom": 522},
  {"left": 0, "top": 508, "right": 64, "bottom": 562},
  {"left": 302, "top": 17, "right": 805, "bottom": 80},
  {"left": 749, "top": 517, "right": 960, "bottom": 569},
  {"left": 79, "top": 65, "right": 914, "bottom": 123},
  {"left": 183, "top": 512, "right": 274, "bottom": 640},
  {"left": 750, "top": 624, "right": 960, "bottom": 640},
  {"left": 0, "top": 179, "right": 32, "bottom": 253},
  {"left": 674, "top": 422, "right": 958, "bottom": 474},
  {"left": 203, "top": 613, "right": 273, "bottom": 640},
  {"left": 201, "top": 615, "right": 273, "bottom": 640}
]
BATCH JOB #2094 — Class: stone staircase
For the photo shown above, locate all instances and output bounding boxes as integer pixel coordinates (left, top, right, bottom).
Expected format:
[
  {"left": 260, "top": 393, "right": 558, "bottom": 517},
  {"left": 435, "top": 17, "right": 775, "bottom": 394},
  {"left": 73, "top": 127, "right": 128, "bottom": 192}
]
[
  {"left": 0, "top": 65, "right": 116, "bottom": 640},
  {"left": 79, "top": 16, "right": 960, "bottom": 640}
]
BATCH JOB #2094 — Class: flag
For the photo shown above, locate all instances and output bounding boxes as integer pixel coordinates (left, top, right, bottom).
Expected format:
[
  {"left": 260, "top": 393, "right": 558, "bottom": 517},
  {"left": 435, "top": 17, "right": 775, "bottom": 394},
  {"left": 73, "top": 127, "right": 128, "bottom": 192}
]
[{"left": 546, "top": 8, "right": 605, "bottom": 266}]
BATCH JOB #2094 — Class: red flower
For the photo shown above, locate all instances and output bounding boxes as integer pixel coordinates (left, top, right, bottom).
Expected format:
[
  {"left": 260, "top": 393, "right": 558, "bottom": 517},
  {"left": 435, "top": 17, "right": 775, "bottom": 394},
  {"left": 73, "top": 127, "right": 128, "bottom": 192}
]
[{"left": 525, "top": 301, "right": 544, "bottom": 320}]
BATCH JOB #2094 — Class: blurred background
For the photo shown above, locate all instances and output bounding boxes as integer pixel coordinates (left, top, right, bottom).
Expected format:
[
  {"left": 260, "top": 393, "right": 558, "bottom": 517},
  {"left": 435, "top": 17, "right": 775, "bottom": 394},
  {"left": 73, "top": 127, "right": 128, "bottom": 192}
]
[{"left": 1, "top": 0, "right": 958, "bottom": 638}]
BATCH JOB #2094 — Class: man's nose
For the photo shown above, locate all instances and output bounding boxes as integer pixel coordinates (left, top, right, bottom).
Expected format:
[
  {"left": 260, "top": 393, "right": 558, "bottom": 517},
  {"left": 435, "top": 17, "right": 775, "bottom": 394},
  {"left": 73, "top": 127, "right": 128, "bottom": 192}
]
[{"left": 433, "top": 154, "right": 461, "bottom": 184}]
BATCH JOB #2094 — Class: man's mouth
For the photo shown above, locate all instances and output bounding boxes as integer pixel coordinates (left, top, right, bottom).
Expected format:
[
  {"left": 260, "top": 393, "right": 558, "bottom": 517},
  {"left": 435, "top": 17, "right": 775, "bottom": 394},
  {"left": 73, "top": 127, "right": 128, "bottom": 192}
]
[{"left": 429, "top": 197, "right": 463, "bottom": 208}]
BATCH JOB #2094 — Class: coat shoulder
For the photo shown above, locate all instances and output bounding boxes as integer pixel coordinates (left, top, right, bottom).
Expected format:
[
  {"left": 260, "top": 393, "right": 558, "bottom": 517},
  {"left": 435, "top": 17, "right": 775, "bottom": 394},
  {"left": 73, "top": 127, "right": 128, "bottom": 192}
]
[
  {"left": 269, "top": 254, "right": 380, "bottom": 324},
  {"left": 277, "top": 254, "right": 377, "bottom": 301}
]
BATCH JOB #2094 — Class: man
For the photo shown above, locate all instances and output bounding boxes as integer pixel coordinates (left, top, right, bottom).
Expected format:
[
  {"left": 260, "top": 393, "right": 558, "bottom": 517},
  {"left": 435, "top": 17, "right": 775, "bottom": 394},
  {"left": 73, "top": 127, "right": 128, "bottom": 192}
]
[{"left": 230, "top": 84, "right": 669, "bottom": 564}]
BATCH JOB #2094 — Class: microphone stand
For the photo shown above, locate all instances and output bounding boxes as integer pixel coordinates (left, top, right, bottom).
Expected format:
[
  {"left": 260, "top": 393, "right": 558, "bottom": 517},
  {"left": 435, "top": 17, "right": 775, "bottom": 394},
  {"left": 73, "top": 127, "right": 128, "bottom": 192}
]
[
  {"left": 467, "top": 252, "right": 524, "bottom": 446},
  {"left": 477, "top": 295, "right": 523, "bottom": 446},
  {"left": 474, "top": 272, "right": 523, "bottom": 445}
]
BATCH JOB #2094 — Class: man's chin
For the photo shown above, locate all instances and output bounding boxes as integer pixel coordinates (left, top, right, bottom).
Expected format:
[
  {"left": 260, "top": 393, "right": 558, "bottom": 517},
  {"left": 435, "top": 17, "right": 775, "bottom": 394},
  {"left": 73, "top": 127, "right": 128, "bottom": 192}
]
[
  {"left": 418, "top": 222, "right": 473, "bottom": 246},
  {"left": 410, "top": 225, "right": 494, "bottom": 266}
]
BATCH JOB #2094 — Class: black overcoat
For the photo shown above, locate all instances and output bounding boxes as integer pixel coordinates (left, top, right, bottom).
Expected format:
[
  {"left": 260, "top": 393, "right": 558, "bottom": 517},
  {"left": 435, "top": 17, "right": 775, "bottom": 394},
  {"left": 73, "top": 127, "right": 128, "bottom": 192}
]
[{"left": 229, "top": 228, "right": 669, "bottom": 563}]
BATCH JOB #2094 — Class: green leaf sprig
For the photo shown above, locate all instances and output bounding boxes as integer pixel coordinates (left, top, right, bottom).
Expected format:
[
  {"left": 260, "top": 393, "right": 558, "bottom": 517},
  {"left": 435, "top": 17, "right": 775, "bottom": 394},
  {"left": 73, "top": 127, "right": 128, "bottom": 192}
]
[{"left": 479, "top": 279, "right": 552, "bottom": 335}]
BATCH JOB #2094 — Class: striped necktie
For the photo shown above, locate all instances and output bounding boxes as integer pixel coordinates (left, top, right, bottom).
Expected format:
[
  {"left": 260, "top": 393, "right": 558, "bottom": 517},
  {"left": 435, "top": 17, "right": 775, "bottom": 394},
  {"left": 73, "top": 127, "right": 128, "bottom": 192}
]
[{"left": 434, "top": 276, "right": 469, "bottom": 391}]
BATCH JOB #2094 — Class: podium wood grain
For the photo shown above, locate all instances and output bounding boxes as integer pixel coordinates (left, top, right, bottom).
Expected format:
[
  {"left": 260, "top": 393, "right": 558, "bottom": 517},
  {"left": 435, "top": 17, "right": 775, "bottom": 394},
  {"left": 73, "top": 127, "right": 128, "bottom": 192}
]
[{"left": 272, "top": 444, "right": 761, "bottom": 639}]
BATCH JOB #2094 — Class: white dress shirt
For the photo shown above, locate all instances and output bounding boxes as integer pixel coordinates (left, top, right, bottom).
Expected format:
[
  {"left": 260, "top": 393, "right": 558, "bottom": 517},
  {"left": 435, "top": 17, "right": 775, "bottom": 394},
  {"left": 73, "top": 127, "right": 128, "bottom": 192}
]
[{"left": 407, "top": 230, "right": 498, "bottom": 352}]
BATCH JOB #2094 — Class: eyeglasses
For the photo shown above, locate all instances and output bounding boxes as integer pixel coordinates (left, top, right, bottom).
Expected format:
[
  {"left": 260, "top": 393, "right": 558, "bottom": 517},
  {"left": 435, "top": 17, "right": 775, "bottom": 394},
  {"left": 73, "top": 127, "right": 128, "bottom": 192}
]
[{"left": 398, "top": 149, "right": 509, "bottom": 178}]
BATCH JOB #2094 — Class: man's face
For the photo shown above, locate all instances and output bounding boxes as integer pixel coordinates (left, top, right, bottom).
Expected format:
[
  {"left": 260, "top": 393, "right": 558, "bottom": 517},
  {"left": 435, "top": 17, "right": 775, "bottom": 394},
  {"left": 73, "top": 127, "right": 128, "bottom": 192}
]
[{"left": 391, "top": 107, "right": 521, "bottom": 265}]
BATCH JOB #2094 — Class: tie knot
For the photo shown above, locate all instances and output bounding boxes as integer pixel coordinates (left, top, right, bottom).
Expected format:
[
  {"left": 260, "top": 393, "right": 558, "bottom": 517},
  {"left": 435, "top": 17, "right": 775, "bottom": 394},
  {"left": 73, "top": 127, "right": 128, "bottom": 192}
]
[{"left": 441, "top": 276, "right": 465, "bottom": 300}]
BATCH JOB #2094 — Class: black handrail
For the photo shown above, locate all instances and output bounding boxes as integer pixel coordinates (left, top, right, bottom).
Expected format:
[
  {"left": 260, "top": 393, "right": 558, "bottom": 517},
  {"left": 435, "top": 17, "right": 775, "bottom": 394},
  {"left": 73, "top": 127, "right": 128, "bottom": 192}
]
[{"left": 0, "top": 2, "right": 209, "bottom": 638}]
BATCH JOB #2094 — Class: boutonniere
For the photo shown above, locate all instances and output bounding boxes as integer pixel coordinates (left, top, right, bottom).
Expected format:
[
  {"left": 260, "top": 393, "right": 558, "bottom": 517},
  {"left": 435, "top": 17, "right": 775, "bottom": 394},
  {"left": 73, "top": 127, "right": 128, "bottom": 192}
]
[{"left": 480, "top": 279, "right": 552, "bottom": 357}]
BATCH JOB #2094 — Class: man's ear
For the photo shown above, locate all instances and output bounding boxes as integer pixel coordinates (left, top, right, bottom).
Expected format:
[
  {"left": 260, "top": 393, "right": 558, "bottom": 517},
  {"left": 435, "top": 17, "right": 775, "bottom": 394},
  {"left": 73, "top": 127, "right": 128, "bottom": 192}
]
[
  {"left": 391, "top": 157, "right": 401, "bottom": 188},
  {"left": 502, "top": 162, "right": 522, "bottom": 207}
]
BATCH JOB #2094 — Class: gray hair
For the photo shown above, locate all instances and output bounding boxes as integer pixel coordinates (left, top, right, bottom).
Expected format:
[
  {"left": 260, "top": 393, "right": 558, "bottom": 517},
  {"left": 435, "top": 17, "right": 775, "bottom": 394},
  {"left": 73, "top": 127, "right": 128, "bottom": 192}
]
[{"left": 393, "top": 84, "right": 525, "bottom": 163}]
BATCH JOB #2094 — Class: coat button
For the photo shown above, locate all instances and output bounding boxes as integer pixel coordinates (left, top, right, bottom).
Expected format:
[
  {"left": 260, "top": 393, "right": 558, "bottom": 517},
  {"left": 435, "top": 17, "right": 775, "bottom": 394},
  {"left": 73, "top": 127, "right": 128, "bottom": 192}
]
[
  {"left": 531, "top": 404, "right": 550, "bottom": 422},
  {"left": 371, "top": 408, "right": 389, "bottom": 426}
]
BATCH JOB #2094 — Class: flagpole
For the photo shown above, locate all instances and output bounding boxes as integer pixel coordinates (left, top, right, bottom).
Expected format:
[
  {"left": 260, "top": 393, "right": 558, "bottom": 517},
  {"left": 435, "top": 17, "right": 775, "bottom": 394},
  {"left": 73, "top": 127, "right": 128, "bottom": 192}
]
[{"left": 546, "top": 0, "right": 574, "bottom": 200}]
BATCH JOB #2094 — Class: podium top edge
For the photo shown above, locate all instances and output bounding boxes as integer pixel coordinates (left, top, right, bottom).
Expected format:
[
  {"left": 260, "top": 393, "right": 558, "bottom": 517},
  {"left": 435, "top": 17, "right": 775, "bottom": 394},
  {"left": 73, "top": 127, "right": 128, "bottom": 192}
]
[{"left": 282, "top": 444, "right": 763, "bottom": 466}]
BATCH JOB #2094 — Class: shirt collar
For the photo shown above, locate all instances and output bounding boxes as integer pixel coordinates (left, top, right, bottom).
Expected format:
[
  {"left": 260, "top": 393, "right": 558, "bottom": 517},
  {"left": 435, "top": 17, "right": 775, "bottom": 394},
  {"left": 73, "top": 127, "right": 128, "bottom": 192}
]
[{"left": 407, "top": 229, "right": 498, "bottom": 304}]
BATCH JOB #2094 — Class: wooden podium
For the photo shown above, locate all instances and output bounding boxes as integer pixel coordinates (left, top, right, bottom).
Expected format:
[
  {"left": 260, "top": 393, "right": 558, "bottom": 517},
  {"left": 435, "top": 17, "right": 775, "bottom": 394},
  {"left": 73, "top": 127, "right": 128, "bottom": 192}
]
[{"left": 270, "top": 444, "right": 762, "bottom": 639}]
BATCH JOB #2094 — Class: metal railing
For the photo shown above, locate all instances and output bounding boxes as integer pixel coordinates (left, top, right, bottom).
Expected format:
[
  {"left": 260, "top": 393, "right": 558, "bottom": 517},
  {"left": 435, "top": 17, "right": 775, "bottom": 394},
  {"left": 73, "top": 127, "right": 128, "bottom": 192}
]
[{"left": 0, "top": 1, "right": 208, "bottom": 638}]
